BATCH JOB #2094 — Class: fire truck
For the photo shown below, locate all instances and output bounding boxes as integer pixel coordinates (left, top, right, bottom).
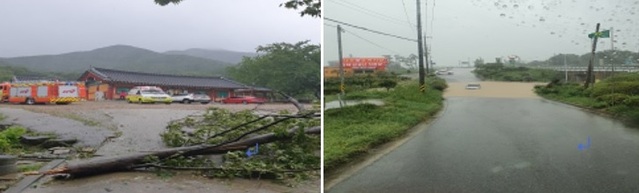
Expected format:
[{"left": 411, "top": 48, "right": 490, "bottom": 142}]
[
  {"left": 5, "top": 81, "right": 86, "bottom": 105},
  {"left": 0, "top": 82, "right": 9, "bottom": 102}
]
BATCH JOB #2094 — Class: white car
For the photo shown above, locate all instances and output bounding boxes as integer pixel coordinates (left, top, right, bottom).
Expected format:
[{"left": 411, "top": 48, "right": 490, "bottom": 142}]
[
  {"left": 171, "top": 93, "right": 211, "bottom": 104},
  {"left": 436, "top": 70, "right": 453, "bottom": 75},
  {"left": 466, "top": 84, "right": 481, "bottom": 90}
]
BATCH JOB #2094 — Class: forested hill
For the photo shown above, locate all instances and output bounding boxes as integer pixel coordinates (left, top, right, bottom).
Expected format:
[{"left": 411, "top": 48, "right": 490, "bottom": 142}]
[{"left": 0, "top": 45, "right": 236, "bottom": 77}]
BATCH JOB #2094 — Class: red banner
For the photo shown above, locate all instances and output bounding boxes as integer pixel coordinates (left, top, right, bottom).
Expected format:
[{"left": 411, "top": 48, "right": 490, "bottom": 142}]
[{"left": 342, "top": 57, "right": 388, "bottom": 69}]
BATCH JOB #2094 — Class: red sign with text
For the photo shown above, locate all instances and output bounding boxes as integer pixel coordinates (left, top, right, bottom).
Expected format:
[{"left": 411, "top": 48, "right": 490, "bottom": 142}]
[{"left": 342, "top": 58, "right": 388, "bottom": 69}]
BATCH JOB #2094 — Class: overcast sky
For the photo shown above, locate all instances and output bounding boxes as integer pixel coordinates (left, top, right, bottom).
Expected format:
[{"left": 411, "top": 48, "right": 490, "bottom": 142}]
[
  {"left": 324, "top": 0, "right": 639, "bottom": 67},
  {"left": 0, "top": 0, "right": 320, "bottom": 57}
]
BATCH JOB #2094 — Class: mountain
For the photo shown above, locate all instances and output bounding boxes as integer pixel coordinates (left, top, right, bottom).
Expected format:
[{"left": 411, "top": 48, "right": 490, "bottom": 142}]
[
  {"left": 0, "top": 45, "right": 234, "bottom": 76},
  {"left": 164, "top": 48, "right": 258, "bottom": 64}
]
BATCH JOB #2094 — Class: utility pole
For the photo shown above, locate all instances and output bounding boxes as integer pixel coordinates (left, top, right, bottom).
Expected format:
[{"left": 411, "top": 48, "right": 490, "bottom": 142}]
[
  {"left": 337, "top": 25, "right": 345, "bottom": 107},
  {"left": 416, "top": 0, "right": 426, "bottom": 92},
  {"left": 611, "top": 27, "right": 615, "bottom": 76},
  {"left": 585, "top": 23, "right": 600, "bottom": 89},
  {"left": 423, "top": 1, "right": 429, "bottom": 75},
  {"left": 564, "top": 54, "right": 568, "bottom": 82}
]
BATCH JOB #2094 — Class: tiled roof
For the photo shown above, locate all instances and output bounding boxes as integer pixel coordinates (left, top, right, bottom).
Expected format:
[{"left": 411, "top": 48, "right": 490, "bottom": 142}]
[
  {"left": 87, "top": 68, "right": 249, "bottom": 89},
  {"left": 12, "top": 76, "right": 55, "bottom": 82}
]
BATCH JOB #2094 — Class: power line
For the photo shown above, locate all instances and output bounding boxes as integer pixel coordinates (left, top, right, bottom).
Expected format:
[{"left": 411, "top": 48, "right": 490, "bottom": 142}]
[
  {"left": 401, "top": 0, "right": 416, "bottom": 31},
  {"left": 430, "top": 0, "right": 436, "bottom": 35},
  {"left": 324, "top": 17, "right": 417, "bottom": 42},
  {"left": 324, "top": 23, "right": 338, "bottom": 28},
  {"left": 329, "top": 0, "right": 413, "bottom": 28},
  {"left": 344, "top": 30, "right": 402, "bottom": 55}
]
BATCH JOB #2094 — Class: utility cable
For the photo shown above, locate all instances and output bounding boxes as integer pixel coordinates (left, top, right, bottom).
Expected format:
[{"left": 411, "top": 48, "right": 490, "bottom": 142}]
[{"left": 324, "top": 17, "right": 417, "bottom": 42}]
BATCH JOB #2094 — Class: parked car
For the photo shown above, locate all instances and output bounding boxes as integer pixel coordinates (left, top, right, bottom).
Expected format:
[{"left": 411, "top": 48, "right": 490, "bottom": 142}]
[
  {"left": 171, "top": 93, "right": 211, "bottom": 104},
  {"left": 126, "top": 86, "right": 172, "bottom": 104},
  {"left": 221, "top": 96, "right": 267, "bottom": 104},
  {"left": 436, "top": 70, "right": 453, "bottom": 75},
  {"left": 466, "top": 83, "right": 481, "bottom": 90}
]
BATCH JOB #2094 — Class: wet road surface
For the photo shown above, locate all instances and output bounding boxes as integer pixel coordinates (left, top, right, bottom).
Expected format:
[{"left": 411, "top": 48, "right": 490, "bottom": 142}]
[{"left": 328, "top": 68, "right": 639, "bottom": 193}]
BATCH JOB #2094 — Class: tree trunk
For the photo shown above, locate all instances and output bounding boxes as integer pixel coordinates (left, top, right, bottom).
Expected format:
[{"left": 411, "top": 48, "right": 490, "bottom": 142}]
[{"left": 43, "top": 126, "right": 320, "bottom": 177}]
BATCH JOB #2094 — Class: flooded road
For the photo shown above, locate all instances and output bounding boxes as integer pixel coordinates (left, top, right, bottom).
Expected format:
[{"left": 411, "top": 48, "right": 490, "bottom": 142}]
[{"left": 329, "top": 68, "right": 639, "bottom": 193}]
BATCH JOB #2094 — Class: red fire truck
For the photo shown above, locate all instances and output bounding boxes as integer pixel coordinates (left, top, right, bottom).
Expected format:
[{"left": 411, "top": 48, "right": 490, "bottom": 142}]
[{"left": 6, "top": 81, "right": 86, "bottom": 105}]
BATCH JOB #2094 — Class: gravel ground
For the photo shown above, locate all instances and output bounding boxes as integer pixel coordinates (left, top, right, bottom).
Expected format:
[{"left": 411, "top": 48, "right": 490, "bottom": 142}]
[{"left": 0, "top": 100, "right": 319, "bottom": 192}]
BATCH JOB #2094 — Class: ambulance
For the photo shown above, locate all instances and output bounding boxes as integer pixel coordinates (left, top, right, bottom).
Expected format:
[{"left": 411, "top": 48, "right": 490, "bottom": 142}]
[{"left": 7, "top": 81, "right": 86, "bottom": 105}]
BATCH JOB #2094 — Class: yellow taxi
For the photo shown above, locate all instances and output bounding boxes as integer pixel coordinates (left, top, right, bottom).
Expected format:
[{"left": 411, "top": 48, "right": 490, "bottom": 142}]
[{"left": 126, "top": 86, "right": 172, "bottom": 104}]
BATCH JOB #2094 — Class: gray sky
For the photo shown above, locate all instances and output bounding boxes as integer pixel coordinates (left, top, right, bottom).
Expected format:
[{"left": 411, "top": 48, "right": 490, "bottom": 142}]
[
  {"left": 0, "top": 0, "right": 320, "bottom": 57},
  {"left": 324, "top": 0, "right": 639, "bottom": 67}
]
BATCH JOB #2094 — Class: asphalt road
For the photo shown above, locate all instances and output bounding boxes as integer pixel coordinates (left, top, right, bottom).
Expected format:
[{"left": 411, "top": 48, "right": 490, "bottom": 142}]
[{"left": 328, "top": 68, "right": 639, "bottom": 193}]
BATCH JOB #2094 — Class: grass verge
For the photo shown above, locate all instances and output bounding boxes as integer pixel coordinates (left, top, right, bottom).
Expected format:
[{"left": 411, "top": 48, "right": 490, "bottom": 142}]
[
  {"left": 324, "top": 81, "right": 444, "bottom": 169},
  {"left": 535, "top": 75, "right": 639, "bottom": 125}
]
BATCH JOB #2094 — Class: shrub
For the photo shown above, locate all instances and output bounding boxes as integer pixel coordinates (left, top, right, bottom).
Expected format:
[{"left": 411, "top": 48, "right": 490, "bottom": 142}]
[
  {"left": 378, "top": 79, "right": 397, "bottom": 91},
  {"left": 592, "top": 81, "right": 639, "bottom": 97},
  {"left": 596, "top": 93, "right": 630, "bottom": 106},
  {"left": 0, "top": 126, "right": 27, "bottom": 152},
  {"left": 624, "top": 96, "right": 639, "bottom": 107},
  {"left": 426, "top": 76, "right": 448, "bottom": 91}
]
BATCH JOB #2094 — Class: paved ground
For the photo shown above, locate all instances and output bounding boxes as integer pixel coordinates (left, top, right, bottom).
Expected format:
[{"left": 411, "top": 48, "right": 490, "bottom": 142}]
[
  {"left": 0, "top": 101, "right": 319, "bottom": 193},
  {"left": 328, "top": 68, "right": 639, "bottom": 193}
]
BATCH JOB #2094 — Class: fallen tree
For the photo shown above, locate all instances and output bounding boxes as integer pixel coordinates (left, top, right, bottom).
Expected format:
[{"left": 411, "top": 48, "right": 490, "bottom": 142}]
[
  {"left": 40, "top": 107, "right": 320, "bottom": 182},
  {"left": 44, "top": 126, "right": 320, "bottom": 177}
]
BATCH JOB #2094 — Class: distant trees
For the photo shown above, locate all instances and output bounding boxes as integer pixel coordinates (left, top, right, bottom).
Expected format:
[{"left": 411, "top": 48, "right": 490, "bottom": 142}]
[
  {"left": 227, "top": 41, "right": 320, "bottom": 99},
  {"left": 154, "top": 0, "right": 321, "bottom": 17},
  {"left": 526, "top": 50, "right": 639, "bottom": 66}
]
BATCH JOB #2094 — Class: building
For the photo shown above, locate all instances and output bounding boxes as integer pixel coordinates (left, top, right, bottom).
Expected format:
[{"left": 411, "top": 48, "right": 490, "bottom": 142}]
[
  {"left": 324, "top": 57, "right": 388, "bottom": 78},
  {"left": 78, "top": 67, "right": 270, "bottom": 101}
]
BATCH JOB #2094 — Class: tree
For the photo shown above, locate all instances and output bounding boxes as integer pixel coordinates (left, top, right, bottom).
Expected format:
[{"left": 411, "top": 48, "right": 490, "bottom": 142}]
[
  {"left": 474, "top": 58, "right": 484, "bottom": 67},
  {"left": 154, "top": 0, "right": 321, "bottom": 17},
  {"left": 227, "top": 41, "right": 320, "bottom": 99}
]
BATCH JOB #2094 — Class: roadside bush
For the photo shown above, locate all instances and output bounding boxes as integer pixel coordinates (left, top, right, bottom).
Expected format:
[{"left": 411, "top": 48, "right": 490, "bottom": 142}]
[
  {"left": 378, "top": 79, "right": 397, "bottom": 91},
  {"left": 624, "top": 96, "right": 639, "bottom": 107},
  {"left": 426, "top": 76, "right": 448, "bottom": 91},
  {"left": 0, "top": 126, "right": 27, "bottom": 152},
  {"left": 596, "top": 93, "right": 630, "bottom": 106},
  {"left": 592, "top": 81, "right": 639, "bottom": 97}
]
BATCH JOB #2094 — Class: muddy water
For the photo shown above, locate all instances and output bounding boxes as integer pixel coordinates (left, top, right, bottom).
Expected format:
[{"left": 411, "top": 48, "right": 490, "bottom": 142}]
[{"left": 444, "top": 81, "right": 546, "bottom": 99}]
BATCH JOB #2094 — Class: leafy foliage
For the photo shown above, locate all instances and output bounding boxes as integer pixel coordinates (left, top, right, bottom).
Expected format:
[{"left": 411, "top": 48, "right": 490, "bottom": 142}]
[
  {"left": 426, "top": 76, "right": 448, "bottom": 91},
  {"left": 535, "top": 73, "right": 639, "bottom": 125},
  {"left": 228, "top": 41, "right": 320, "bottom": 99},
  {"left": 154, "top": 0, "right": 321, "bottom": 17},
  {"left": 378, "top": 79, "right": 397, "bottom": 91},
  {"left": 324, "top": 71, "right": 409, "bottom": 95},
  {"left": 159, "top": 107, "right": 320, "bottom": 184},
  {"left": 0, "top": 126, "right": 27, "bottom": 153},
  {"left": 473, "top": 62, "right": 560, "bottom": 82}
]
